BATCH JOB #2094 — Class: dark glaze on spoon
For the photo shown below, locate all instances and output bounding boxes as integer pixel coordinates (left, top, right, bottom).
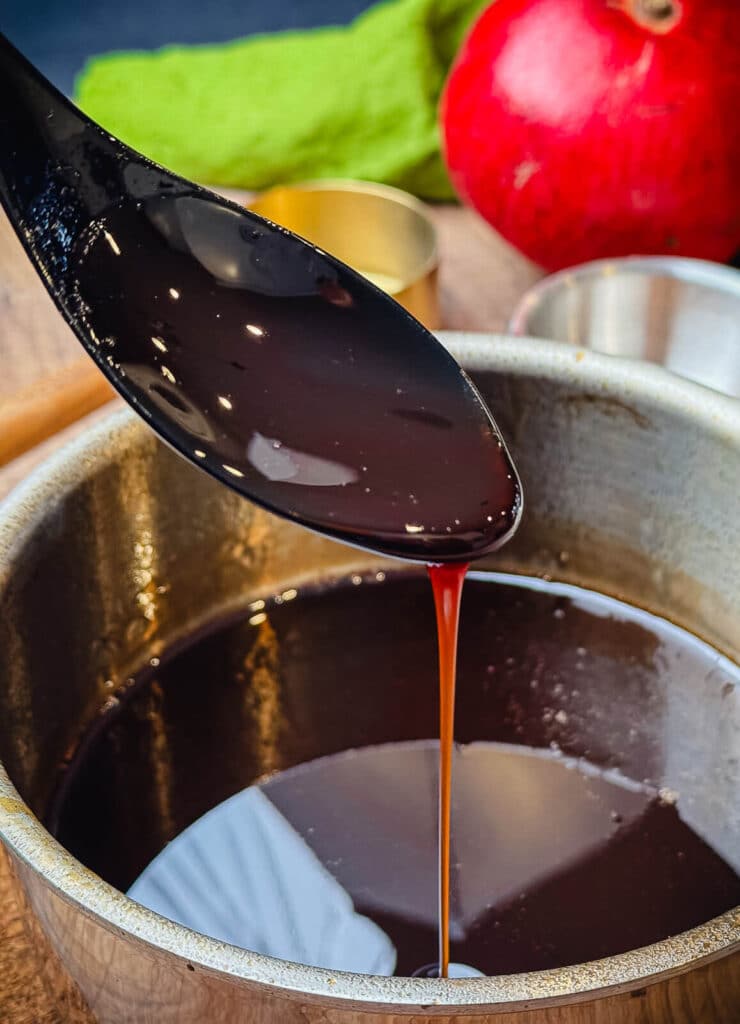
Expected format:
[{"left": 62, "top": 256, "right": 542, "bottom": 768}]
[{"left": 0, "top": 34, "right": 521, "bottom": 562}]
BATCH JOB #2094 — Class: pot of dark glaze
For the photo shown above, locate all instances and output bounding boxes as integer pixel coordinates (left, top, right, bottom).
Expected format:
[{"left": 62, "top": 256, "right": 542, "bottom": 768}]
[{"left": 0, "top": 336, "right": 738, "bottom": 1023}]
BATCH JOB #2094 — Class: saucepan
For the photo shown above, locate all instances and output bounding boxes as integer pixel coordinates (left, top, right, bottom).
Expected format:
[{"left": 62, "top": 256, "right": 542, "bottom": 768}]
[{"left": 0, "top": 336, "right": 738, "bottom": 1022}]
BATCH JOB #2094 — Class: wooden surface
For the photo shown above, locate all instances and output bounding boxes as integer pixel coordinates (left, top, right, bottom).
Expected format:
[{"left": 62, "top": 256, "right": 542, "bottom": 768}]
[
  {"left": 0, "top": 357, "right": 115, "bottom": 468},
  {"left": 0, "top": 197, "right": 541, "bottom": 1022}
]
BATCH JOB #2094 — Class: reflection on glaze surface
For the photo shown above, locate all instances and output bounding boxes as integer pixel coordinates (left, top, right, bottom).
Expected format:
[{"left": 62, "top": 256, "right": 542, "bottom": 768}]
[
  {"left": 129, "top": 740, "right": 740, "bottom": 977},
  {"left": 129, "top": 785, "right": 397, "bottom": 976}
]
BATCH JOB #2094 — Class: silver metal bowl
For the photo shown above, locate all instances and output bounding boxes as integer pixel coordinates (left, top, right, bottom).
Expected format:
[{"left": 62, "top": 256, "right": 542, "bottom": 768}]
[
  {"left": 0, "top": 336, "right": 738, "bottom": 1022},
  {"left": 509, "top": 258, "right": 740, "bottom": 398}
]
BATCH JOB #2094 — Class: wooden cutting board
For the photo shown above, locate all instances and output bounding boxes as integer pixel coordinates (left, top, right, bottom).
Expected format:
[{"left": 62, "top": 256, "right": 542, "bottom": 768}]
[{"left": 0, "top": 197, "right": 541, "bottom": 1022}]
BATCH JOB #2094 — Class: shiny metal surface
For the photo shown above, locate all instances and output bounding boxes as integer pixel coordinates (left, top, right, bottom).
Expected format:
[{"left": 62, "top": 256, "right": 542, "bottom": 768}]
[
  {"left": 250, "top": 180, "right": 439, "bottom": 328},
  {"left": 509, "top": 257, "right": 740, "bottom": 398},
  {"left": 0, "top": 336, "right": 739, "bottom": 1022}
]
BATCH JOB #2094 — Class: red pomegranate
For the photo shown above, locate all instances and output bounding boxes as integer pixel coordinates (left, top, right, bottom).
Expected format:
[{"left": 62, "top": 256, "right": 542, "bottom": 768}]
[{"left": 440, "top": 0, "right": 740, "bottom": 270}]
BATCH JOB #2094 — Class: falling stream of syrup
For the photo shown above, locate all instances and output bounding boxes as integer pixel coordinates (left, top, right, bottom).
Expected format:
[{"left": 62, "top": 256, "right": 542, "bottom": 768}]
[{"left": 428, "top": 562, "right": 469, "bottom": 978}]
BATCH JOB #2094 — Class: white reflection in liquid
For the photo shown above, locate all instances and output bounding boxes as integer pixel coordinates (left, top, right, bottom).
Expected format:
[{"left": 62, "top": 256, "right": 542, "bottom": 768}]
[{"left": 129, "top": 787, "right": 396, "bottom": 975}]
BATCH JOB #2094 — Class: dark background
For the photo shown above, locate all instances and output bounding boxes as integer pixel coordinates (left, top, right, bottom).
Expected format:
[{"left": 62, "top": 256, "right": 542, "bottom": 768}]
[{"left": 1, "top": 1, "right": 377, "bottom": 94}]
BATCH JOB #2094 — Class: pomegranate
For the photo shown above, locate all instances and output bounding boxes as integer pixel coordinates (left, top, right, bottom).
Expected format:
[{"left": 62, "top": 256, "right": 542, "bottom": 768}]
[{"left": 440, "top": 0, "right": 740, "bottom": 270}]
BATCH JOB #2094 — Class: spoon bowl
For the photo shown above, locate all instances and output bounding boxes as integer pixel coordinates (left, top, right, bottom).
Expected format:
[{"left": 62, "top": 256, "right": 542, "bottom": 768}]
[{"left": 0, "top": 33, "right": 521, "bottom": 562}]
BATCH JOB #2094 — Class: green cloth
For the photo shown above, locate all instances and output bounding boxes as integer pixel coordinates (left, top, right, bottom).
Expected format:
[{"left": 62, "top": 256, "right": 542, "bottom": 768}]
[{"left": 75, "top": 0, "right": 487, "bottom": 201}]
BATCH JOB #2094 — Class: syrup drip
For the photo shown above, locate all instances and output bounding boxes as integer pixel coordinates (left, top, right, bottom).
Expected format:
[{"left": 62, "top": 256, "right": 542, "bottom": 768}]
[{"left": 428, "top": 562, "right": 468, "bottom": 978}]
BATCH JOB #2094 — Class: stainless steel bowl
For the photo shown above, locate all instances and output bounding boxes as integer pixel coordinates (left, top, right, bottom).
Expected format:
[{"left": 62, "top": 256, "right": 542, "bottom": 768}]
[
  {"left": 0, "top": 336, "right": 738, "bottom": 1022},
  {"left": 249, "top": 180, "right": 440, "bottom": 329},
  {"left": 509, "top": 258, "right": 740, "bottom": 398}
]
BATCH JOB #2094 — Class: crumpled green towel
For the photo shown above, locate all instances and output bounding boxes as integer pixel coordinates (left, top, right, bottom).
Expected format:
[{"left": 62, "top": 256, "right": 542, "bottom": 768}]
[{"left": 75, "top": 0, "right": 487, "bottom": 201}]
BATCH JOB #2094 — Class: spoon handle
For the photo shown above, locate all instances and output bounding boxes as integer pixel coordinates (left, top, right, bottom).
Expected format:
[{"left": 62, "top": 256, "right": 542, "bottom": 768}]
[
  {"left": 0, "top": 33, "right": 89, "bottom": 222},
  {"left": 0, "top": 33, "right": 188, "bottom": 296}
]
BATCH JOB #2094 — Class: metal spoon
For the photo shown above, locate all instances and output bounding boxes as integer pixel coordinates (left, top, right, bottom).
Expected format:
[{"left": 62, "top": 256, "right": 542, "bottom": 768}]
[{"left": 0, "top": 33, "right": 521, "bottom": 562}]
